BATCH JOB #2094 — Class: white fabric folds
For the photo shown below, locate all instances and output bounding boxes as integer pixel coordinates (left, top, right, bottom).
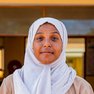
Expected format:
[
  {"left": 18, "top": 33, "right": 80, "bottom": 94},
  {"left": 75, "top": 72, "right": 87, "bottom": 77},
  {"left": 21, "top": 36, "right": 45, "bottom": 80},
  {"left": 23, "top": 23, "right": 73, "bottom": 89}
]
[{"left": 13, "top": 17, "right": 76, "bottom": 94}]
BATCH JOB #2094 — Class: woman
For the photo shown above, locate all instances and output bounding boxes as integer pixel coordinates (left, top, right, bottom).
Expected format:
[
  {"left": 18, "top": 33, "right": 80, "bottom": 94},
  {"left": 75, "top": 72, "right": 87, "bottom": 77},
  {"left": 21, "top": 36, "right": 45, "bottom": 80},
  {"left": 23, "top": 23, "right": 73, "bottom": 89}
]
[{"left": 0, "top": 17, "right": 94, "bottom": 94}]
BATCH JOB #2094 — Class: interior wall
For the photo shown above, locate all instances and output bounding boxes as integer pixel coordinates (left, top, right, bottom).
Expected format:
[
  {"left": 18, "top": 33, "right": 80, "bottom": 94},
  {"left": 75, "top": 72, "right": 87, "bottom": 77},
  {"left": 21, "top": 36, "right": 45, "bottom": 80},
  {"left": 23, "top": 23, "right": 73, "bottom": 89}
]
[
  {"left": 4, "top": 37, "right": 25, "bottom": 77},
  {"left": 0, "top": 38, "right": 3, "bottom": 47}
]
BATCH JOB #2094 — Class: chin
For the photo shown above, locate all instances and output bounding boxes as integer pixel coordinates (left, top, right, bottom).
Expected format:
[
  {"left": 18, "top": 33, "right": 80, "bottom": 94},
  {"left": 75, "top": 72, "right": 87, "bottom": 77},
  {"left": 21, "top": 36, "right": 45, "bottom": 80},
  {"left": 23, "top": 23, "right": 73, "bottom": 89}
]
[{"left": 40, "top": 60, "right": 54, "bottom": 65}]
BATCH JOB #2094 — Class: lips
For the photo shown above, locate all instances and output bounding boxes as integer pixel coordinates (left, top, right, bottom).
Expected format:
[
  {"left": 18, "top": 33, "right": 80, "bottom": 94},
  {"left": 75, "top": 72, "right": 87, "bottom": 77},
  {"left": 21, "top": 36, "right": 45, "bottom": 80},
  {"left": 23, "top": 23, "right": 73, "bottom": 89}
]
[{"left": 40, "top": 52, "right": 54, "bottom": 54}]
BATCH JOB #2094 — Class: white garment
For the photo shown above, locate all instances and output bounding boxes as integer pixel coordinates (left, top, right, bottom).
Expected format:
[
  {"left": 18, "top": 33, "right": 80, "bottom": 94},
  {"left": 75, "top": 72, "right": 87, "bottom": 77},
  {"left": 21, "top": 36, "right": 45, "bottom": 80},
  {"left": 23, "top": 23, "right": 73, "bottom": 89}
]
[{"left": 13, "top": 17, "right": 76, "bottom": 94}]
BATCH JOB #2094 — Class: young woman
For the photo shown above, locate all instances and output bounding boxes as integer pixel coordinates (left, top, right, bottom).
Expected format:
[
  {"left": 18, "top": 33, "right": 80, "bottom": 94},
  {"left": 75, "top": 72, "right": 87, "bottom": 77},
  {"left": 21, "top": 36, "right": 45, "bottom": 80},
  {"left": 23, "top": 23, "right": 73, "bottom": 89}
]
[{"left": 0, "top": 17, "right": 94, "bottom": 94}]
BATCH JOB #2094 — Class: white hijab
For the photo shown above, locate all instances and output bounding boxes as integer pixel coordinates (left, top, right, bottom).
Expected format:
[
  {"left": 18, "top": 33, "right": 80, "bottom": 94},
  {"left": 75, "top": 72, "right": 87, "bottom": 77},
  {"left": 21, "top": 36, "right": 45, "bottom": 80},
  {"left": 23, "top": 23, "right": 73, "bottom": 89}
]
[{"left": 13, "top": 17, "right": 76, "bottom": 94}]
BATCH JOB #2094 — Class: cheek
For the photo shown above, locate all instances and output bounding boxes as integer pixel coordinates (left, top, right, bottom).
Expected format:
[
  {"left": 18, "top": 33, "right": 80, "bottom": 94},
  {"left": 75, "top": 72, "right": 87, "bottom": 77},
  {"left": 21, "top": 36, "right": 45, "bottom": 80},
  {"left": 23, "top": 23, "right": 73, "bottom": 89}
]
[
  {"left": 53, "top": 42, "right": 62, "bottom": 56},
  {"left": 53, "top": 42, "right": 62, "bottom": 50},
  {"left": 33, "top": 43, "right": 41, "bottom": 55}
]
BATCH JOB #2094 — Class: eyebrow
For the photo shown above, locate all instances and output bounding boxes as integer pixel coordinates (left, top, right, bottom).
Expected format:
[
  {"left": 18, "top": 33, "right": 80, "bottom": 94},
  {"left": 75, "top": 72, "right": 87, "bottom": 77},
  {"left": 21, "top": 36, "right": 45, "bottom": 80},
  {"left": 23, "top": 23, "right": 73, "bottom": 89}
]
[{"left": 36, "top": 32, "right": 60, "bottom": 35}]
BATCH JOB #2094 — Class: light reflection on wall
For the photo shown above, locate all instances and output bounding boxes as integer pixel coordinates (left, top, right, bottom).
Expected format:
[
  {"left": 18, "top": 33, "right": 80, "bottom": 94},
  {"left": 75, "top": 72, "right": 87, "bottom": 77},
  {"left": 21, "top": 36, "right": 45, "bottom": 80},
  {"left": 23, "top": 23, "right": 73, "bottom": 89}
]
[
  {"left": 0, "top": 49, "right": 4, "bottom": 78},
  {"left": 66, "top": 38, "right": 85, "bottom": 77}
]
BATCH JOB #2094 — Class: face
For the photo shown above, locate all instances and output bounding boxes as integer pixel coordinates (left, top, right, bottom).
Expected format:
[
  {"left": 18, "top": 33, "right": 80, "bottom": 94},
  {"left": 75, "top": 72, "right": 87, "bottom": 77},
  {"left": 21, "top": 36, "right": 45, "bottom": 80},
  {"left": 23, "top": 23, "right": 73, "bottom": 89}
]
[{"left": 33, "top": 23, "right": 62, "bottom": 64}]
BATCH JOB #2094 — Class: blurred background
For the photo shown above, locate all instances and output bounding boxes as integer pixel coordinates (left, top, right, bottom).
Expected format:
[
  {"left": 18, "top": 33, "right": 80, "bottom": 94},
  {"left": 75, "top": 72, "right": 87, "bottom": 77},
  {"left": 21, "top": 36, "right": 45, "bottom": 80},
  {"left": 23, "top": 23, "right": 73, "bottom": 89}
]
[{"left": 0, "top": 0, "right": 94, "bottom": 89}]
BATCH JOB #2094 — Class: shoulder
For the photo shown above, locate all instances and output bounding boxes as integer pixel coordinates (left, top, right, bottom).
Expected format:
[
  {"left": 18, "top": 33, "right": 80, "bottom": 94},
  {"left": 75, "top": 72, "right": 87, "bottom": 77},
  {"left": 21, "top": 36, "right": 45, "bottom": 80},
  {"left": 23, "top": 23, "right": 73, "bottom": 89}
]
[
  {"left": 2, "top": 74, "right": 13, "bottom": 87},
  {"left": 0, "top": 74, "right": 14, "bottom": 94},
  {"left": 74, "top": 76, "right": 91, "bottom": 86},
  {"left": 4, "top": 74, "right": 13, "bottom": 83},
  {"left": 73, "top": 76, "right": 94, "bottom": 94}
]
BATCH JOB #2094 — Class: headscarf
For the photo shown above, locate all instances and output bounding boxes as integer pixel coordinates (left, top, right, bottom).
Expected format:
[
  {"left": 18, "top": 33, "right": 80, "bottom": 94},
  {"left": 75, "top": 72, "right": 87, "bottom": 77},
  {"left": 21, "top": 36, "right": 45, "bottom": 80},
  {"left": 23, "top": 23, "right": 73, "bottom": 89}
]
[{"left": 13, "top": 17, "right": 76, "bottom": 94}]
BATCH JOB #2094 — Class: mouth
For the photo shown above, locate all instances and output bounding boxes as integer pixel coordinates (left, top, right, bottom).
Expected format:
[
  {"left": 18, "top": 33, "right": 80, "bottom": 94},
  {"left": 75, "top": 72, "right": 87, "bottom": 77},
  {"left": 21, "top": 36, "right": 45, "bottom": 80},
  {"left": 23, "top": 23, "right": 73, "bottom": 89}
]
[{"left": 40, "top": 52, "right": 54, "bottom": 54}]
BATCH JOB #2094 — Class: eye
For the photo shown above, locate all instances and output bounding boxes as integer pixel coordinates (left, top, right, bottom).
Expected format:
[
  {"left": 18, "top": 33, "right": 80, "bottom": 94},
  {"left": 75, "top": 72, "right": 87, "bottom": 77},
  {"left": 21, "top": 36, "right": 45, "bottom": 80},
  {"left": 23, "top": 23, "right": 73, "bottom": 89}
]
[
  {"left": 51, "top": 36, "right": 59, "bottom": 42},
  {"left": 36, "top": 37, "right": 44, "bottom": 41}
]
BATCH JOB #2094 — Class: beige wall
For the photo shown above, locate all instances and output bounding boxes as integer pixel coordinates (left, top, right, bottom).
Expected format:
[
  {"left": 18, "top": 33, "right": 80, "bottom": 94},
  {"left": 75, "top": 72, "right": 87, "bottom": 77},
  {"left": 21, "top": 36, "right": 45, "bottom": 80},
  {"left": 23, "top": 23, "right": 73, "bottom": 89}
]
[{"left": 4, "top": 37, "right": 25, "bottom": 77}]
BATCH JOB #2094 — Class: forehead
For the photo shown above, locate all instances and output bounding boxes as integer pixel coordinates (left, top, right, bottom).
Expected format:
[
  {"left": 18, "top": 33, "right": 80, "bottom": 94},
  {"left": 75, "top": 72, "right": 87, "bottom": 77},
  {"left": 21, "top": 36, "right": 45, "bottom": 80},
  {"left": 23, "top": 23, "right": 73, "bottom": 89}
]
[{"left": 37, "top": 23, "right": 59, "bottom": 33}]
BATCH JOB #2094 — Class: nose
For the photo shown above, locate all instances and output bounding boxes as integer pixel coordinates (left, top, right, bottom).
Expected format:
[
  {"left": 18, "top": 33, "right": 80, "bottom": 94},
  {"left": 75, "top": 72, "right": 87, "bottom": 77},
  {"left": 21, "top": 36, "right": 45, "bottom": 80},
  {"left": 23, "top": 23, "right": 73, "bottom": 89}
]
[{"left": 43, "top": 39, "right": 51, "bottom": 48}]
